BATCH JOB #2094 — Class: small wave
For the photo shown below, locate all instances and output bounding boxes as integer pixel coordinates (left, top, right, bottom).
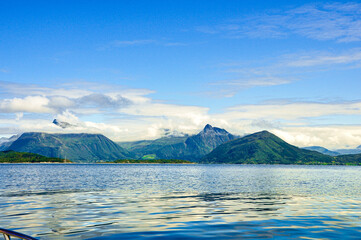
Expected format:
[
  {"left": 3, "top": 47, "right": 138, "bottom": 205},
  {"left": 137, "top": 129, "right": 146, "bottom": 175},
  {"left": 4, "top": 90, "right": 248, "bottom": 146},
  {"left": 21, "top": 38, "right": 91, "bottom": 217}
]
[
  {"left": 84, "top": 216, "right": 361, "bottom": 240},
  {"left": 0, "top": 189, "right": 105, "bottom": 198}
]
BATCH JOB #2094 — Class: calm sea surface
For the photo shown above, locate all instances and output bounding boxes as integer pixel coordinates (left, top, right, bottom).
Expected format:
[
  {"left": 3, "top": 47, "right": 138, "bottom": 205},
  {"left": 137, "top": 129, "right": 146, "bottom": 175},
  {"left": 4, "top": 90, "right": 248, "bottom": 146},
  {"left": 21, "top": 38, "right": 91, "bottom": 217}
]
[{"left": 1, "top": 164, "right": 361, "bottom": 239}]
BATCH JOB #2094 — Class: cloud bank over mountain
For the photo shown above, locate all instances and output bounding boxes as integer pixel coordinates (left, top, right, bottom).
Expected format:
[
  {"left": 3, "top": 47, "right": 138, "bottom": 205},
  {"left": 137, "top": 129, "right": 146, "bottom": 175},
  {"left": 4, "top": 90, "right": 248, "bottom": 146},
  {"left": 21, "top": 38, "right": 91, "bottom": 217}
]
[{"left": 1, "top": 81, "right": 361, "bottom": 149}]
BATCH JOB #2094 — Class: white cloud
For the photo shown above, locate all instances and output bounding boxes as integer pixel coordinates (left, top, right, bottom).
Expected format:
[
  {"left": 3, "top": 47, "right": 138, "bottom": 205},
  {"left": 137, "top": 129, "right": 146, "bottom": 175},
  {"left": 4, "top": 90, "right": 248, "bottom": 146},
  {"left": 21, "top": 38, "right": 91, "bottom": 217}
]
[
  {"left": 15, "top": 112, "right": 23, "bottom": 121},
  {"left": 55, "top": 110, "right": 81, "bottom": 125},
  {"left": 48, "top": 96, "right": 75, "bottom": 110},
  {"left": 120, "top": 103, "right": 210, "bottom": 126},
  {"left": 0, "top": 82, "right": 136, "bottom": 115},
  {"left": 272, "top": 126, "right": 361, "bottom": 149},
  {"left": 109, "top": 89, "right": 154, "bottom": 104},
  {"left": 76, "top": 93, "right": 131, "bottom": 108},
  {"left": 0, "top": 96, "right": 53, "bottom": 113}
]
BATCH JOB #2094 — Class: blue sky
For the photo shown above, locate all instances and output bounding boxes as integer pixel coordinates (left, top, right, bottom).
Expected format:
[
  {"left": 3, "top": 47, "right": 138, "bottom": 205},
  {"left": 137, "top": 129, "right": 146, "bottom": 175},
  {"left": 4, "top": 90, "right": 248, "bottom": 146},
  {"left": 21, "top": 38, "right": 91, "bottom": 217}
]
[{"left": 1, "top": 0, "right": 361, "bottom": 149}]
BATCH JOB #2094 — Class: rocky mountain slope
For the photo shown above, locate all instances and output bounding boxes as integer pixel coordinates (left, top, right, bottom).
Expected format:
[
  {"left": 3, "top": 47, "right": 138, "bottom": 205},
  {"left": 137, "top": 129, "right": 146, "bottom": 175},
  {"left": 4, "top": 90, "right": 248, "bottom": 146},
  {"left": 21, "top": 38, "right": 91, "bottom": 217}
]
[{"left": 119, "top": 124, "right": 238, "bottom": 161}]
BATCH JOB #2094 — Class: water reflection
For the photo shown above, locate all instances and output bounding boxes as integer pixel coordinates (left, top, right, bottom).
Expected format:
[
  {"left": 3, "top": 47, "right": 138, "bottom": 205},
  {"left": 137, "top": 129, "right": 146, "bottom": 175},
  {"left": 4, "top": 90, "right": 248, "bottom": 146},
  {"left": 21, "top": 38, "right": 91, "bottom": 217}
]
[{"left": 1, "top": 164, "right": 361, "bottom": 239}]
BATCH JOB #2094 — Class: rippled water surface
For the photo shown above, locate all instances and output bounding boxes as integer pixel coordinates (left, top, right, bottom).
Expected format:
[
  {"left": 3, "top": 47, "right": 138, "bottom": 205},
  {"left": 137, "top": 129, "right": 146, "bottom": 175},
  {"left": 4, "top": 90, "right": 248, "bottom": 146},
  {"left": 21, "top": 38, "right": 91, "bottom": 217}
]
[{"left": 1, "top": 164, "right": 361, "bottom": 239}]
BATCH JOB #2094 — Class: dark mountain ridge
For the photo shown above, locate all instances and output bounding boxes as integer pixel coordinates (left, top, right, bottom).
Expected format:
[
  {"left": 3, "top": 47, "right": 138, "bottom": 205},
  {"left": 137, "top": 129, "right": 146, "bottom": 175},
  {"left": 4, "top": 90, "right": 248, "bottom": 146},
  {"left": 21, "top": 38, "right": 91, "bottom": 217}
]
[
  {"left": 7, "top": 132, "right": 132, "bottom": 162},
  {"left": 336, "top": 148, "right": 361, "bottom": 155},
  {"left": 303, "top": 146, "right": 340, "bottom": 156},
  {"left": 303, "top": 145, "right": 361, "bottom": 156},
  {"left": 0, "top": 134, "right": 20, "bottom": 151}
]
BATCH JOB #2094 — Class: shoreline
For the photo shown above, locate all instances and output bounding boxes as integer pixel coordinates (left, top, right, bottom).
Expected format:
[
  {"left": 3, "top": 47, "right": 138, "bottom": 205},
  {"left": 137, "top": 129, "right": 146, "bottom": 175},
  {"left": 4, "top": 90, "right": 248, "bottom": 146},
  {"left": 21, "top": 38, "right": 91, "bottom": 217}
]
[{"left": 1, "top": 162, "right": 360, "bottom": 166}]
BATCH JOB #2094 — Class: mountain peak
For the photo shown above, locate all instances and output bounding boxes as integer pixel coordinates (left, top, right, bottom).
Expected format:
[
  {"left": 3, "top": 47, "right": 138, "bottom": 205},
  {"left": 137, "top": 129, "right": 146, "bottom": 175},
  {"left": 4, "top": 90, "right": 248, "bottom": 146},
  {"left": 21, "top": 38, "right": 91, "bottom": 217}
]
[
  {"left": 200, "top": 124, "right": 234, "bottom": 136},
  {"left": 249, "top": 130, "right": 275, "bottom": 138},
  {"left": 203, "top": 124, "right": 213, "bottom": 131},
  {"left": 53, "top": 119, "right": 75, "bottom": 129}
]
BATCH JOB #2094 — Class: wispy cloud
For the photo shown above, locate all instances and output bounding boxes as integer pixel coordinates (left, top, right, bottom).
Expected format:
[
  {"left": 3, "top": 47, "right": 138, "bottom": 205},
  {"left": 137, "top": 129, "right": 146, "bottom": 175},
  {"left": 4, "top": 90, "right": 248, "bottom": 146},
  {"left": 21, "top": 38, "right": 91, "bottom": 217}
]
[
  {"left": 225, "top": 100, "right": 361, "bottom": 121},
  {"left": 284, "top": 49, "right": 361, "bottom": 67},
  {"left": 197, "top": 2, "right": 361, "bottom": 42},
  {"left": 0, "top": 69, "right": 9, "bottom": 73},
  {"left": 209, "top": 76, "right": 292, "bottom": 97},
  {"left": 163, "top": 42, "right": 188, "bottom": 46},
  {"left": 208, "top": 47, "right": 361, "bottom": 97},
  {"left": 99, "top": 39, "right": 188, "bottom": 50},
  {"left": 214, "top": 77, "right": 291, "bottom": 88},
  {"left": 112, "top": 39, "right": 156, "bottom": 46}
]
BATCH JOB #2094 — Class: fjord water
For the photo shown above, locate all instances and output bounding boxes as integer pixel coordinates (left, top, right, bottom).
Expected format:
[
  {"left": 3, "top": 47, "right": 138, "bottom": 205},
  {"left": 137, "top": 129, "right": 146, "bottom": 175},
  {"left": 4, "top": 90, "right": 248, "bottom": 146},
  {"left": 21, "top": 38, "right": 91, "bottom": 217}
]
[{"left": 1, "top": 164, "right": 361, "bottom": 239}]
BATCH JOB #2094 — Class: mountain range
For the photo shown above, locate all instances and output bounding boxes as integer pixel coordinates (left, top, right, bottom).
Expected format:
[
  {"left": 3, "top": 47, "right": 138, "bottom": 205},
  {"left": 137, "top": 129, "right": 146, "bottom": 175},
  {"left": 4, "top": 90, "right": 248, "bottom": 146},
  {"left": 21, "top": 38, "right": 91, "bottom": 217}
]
[
  {"left": 118, "top": 124, "right": 238, "bottom": 161},
  {"left": 302, "top": 146, "right": 361, "bottom": 156},
  {"left": 1, "top": 124, "right": 361, "bottom": 165},
  {"left": 302, "top": 146, "right": 341, "bottom": 156},
  {"left": 334, "top": 147, "right": 361, "bottom": 155}
]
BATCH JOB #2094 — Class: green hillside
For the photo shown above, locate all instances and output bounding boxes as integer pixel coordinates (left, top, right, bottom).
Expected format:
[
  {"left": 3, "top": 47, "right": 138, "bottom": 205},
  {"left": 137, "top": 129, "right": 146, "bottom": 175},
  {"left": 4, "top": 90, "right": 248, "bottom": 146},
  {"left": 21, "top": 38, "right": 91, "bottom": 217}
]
[
  {"left": 335, "top": 153, "right": 361, "bottom": 165},
  {"left": 118, "top": 136, "right": 188, "bottom": 158},
  {"left": 7, "top": 132, "right": 133, "bottom": 163},
  {"left": 0, "top": 150, "right": 70, "bottom": 163},
  {"left": 201, "top": 131, "right": 336, "bottom": 164}
]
